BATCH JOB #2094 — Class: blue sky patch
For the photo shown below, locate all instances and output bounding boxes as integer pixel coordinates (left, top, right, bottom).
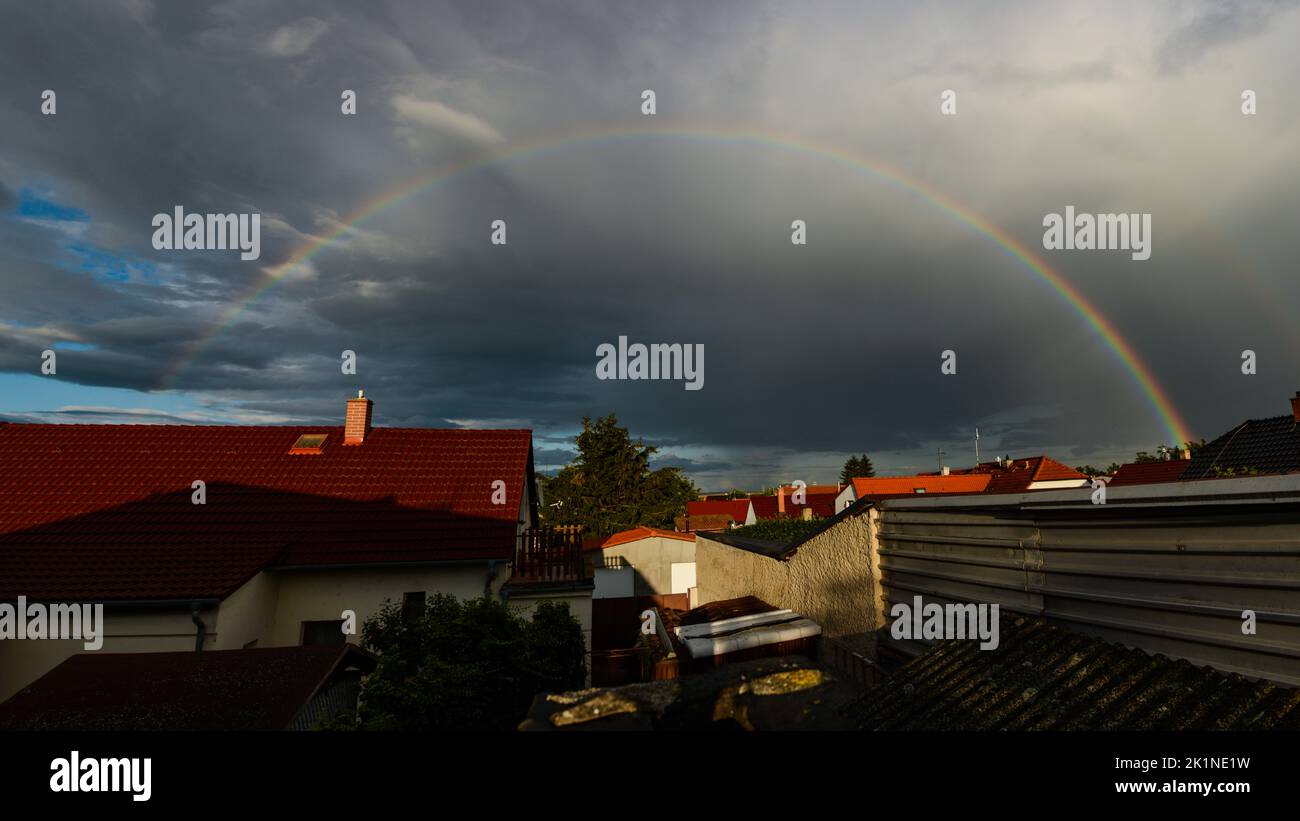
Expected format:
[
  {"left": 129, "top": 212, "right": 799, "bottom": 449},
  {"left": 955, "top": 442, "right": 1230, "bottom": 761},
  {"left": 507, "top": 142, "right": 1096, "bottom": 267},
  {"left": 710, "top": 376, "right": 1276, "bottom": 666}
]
[
  {"left": 64, "top": 242, "right": 161, "bottom": 284},
  {"left": 17, "top": 188, "right": 88, "bottom": 222}
]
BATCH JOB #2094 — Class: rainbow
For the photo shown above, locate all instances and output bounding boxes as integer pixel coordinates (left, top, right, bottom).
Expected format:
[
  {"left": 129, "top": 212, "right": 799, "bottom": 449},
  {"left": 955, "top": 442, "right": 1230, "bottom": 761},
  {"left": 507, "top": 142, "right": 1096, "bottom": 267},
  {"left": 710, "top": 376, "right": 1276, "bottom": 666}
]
[{"left": 158, "top": 123, "right": 1194, "bottom": 445}]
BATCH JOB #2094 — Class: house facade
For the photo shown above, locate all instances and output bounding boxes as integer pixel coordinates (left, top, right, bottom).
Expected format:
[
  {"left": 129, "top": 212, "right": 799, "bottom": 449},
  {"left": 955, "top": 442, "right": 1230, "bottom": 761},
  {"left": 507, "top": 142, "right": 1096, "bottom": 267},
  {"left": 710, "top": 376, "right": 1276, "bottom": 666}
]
[
  {"left": 0, "top": 393, "right": 589, "bottom": 702},
  {"left": 586, "top": 526, "right": 697, "bottom": 599}
]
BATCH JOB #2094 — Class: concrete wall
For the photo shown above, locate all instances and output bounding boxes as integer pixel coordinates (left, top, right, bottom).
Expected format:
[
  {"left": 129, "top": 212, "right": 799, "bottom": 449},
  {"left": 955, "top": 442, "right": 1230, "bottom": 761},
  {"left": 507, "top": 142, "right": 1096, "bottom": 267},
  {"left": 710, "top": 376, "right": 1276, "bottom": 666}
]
[
  {"left": 593, "top": 566, "right": 635, "bottom": 599},
  {"left": 596, "top": 536, "right": 696, "bottom": 596},
  {"left": 695, "top": 509, "right": 882, "bottom": 655},
  {"left": 210, "top": 570, "right": 279, "bottom": 650}
]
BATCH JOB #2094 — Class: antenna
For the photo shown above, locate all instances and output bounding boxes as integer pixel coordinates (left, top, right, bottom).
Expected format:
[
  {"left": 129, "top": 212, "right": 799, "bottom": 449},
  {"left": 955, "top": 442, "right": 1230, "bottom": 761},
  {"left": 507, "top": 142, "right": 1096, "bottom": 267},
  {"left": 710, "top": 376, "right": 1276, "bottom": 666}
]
[
  {"left": 937, "top": 447, "right": 946, "bottom": 472},
  {"left": 975, "top": 427, "right": 980, "bottom": 465}
]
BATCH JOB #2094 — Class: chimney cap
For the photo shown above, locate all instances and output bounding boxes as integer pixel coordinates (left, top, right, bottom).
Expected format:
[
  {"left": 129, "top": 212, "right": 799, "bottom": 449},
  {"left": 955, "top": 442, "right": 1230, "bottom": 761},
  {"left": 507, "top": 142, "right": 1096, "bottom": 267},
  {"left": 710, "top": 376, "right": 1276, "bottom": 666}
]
[{"left": 356, "top": 389, "right": 365, "bottom": 399}]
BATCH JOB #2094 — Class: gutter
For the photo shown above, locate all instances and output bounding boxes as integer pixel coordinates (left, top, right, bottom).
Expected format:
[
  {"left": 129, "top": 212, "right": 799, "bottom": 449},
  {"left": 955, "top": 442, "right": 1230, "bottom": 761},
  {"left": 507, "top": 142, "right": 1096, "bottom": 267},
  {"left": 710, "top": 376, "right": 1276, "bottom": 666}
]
[{"left": 191, "top": 601, "right": 208, "bottom": 651}]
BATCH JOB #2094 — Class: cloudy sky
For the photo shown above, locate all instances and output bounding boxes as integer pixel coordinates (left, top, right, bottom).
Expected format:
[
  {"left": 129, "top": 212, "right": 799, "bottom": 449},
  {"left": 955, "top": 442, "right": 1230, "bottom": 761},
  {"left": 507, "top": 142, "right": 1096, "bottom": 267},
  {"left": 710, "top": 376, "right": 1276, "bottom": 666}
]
[{"left": 2, "top": 0, "right": 1299, "bottom": 488}]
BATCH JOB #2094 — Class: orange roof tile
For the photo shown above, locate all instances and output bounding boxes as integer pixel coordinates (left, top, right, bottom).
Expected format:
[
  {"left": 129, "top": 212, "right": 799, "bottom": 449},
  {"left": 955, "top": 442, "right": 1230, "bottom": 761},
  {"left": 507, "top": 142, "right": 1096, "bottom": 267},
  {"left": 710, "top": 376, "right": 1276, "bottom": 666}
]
[
  {"left": 592, "top": 526, "right": 695, "bottom": 550},
  {"left": 851, "top": 475, "right": 991, "bottom": 496}
]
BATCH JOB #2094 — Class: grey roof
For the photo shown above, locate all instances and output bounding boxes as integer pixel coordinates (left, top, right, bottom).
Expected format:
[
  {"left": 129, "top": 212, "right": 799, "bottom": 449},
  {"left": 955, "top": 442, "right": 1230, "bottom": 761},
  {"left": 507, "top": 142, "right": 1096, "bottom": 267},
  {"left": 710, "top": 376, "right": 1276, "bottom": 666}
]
[
  {"left": 1182, "top": 413, "right": 1300, "bottom": 480},
  {"left": 857, "top": 616, "right": 1300, "bottom": 730}
]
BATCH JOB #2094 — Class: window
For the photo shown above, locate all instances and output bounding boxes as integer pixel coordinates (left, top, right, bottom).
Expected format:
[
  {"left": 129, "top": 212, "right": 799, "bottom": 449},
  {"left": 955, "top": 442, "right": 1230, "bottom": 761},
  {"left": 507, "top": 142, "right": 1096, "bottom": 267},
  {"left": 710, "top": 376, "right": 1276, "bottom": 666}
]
[
  {"left": 288, "top": 433, "right": 328, "bottom": 455},
  {"left": 301, "top": 619, "right": 346, "bottom": 646},
  {"left": 913, "top": 488, "right": 926, "bottom": 493},
  {"left": 402, "top": 591, "right": 426, "bottom": 624}
]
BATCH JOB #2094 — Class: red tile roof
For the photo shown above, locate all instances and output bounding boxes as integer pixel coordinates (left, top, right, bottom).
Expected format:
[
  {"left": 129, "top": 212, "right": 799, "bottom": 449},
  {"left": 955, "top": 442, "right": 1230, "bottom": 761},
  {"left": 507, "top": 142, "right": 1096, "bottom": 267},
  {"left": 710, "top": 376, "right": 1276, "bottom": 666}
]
[
  {"left": 749, "top": 492, "right": 839, "bottom": 519},
  {"left": 977, "top": 456, "right": 1086, "bottom": 493},
  {"left": 686, "top": 500, "right": 752, "bottom": 521},
  {"left": 851, "top": 475, "right": 991, "bottom": 496},
  {"left": 1108, "top": 459, "right": 1191, "bottom": 487},
  {"left": 0, "top": 424, "right": 533, "bottom": 601},
  {"left": 1028, "top": 455, "right": 1088, "bottom": 483},
  {"left": 918, "top": 456, "right": 1087, "bottom": 492},
  {"left": 588, "top": 526, "right": 695, "bottom": 551},
  {"left": 0, "top": 644, "right": 376, "bottom": 730}
]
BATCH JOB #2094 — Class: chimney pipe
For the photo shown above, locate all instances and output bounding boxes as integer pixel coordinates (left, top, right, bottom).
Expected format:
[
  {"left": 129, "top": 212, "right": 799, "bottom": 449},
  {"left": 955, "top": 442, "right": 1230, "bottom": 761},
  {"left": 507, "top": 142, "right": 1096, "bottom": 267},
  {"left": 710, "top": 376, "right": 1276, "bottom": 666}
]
[
  {"left": 777, "top": 485, "right": 785, "bottom": 515},
  {"left": 1292, "top": 391, "right": 1300, "bottom": 423},
  {"left": 344, "top": 390, "right": 373, "bottom": 445}
]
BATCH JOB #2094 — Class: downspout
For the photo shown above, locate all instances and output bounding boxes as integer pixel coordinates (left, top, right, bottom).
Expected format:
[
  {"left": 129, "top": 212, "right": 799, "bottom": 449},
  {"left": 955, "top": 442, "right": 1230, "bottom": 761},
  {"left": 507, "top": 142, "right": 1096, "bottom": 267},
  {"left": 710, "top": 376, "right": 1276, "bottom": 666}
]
[{"left": 191, "top": 601, "right": 207, "bottom": 651}]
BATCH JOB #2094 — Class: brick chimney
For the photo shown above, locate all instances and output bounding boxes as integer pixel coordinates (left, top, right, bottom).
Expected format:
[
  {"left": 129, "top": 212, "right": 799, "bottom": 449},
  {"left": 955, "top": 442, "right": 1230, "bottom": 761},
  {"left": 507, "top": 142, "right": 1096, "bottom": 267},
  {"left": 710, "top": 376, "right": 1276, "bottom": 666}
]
[
  {"left": 344, "top": 390, "right": 373, "bottom": 445},
  {"left": 777, "top": 485, "right": 785, "bottom": 515},
  {"left": 1292, "top": 391, "right": 1300, "bottom": 423}
]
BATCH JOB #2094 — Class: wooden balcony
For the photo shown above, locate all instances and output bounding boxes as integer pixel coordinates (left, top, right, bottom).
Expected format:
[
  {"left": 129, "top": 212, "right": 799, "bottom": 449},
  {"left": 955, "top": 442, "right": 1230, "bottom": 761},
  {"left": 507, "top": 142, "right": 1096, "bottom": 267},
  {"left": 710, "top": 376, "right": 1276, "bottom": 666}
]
[{"left": 511, "top": 525, "right": 588, "bottom": 585}]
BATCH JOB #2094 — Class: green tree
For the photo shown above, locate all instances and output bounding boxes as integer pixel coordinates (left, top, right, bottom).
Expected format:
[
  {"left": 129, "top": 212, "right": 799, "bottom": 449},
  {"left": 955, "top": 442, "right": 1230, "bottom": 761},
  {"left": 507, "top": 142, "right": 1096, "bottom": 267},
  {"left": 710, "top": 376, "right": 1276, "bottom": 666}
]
[
  {"left": 1135, "top": 440, "right": 1207, "bottom": 464},
  {"left": 839, "top": 453, "right": 876, "bottom": 484},
  {"left": 540, "top": 413, "right": 698, "bottom": 536},
  {"left": 325, "top": 594, "right": 586, "bottom": 731}
]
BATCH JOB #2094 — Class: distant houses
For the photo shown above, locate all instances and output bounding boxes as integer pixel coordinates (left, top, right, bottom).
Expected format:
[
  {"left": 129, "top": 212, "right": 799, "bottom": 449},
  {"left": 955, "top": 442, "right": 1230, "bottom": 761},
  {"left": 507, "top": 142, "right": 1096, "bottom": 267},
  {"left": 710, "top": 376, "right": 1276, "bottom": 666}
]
[
  {"left": 1110, "top": 391, "right": 1300, "bottom": 486},
  {"left": 833, "top": 455, "right": 1089, "bottom": 510}
]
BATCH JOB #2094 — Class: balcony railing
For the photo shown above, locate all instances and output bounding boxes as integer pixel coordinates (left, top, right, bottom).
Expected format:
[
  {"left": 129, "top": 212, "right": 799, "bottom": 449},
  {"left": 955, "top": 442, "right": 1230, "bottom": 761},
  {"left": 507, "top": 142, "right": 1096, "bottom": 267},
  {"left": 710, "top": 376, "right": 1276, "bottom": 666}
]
[{"left": 512, "top": 525, "right": 586, "bottom": 584}]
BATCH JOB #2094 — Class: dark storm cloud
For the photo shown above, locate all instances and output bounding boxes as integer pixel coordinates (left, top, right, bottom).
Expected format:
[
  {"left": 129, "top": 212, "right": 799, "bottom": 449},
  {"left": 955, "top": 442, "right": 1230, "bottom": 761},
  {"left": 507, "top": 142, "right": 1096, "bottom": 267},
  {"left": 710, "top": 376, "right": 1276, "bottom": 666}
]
[
  {"left": 2, "top": 0, "right": 1300, "bottom": 486},
  {"left": 1156, "top": 0, "right": 1294, "bottom": 73}
]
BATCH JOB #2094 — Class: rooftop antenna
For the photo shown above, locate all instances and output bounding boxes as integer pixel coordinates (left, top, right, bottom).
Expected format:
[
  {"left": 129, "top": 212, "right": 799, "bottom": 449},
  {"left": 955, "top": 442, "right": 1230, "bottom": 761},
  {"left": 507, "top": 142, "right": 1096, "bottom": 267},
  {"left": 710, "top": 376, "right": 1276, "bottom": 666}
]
[
  {"left": 975, "top": 427, "right": 980, "bottom": 465},
  {"left": 937, "top": 447, "right": 946, "bottom": 472}
]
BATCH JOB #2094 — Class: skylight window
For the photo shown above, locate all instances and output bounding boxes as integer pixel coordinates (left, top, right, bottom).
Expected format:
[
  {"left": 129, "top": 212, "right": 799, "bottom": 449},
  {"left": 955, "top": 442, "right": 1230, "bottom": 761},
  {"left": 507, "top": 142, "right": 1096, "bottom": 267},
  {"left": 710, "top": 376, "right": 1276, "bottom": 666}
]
[{"left": 289, "top": 433, "right": 328, "bottom": 455}]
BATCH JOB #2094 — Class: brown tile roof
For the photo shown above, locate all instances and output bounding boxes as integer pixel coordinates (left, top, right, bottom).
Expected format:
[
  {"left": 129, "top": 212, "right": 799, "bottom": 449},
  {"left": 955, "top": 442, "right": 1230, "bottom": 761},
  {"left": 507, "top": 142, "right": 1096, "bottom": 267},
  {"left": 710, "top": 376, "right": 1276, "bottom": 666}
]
[
  {"left": 677, "top": 595, "right": 779, "bottom": 626},
  {"left": 0, "top": 644, "right": 376, "bottom": 730}
]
